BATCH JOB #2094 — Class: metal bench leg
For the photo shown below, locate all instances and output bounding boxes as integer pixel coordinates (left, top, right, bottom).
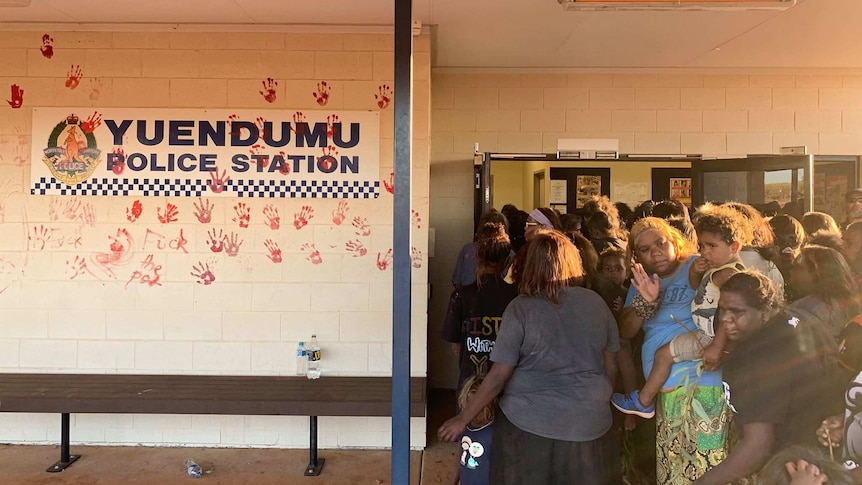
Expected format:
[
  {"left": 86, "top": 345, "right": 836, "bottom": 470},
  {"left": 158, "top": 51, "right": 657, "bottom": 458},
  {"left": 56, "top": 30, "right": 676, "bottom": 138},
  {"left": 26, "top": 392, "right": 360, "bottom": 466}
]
[
  {"left": 47, "top": 413, "right": 81, "bottom": 472},
  {"left": 303, "top": 416, "right": 324, "bottom": 476}
]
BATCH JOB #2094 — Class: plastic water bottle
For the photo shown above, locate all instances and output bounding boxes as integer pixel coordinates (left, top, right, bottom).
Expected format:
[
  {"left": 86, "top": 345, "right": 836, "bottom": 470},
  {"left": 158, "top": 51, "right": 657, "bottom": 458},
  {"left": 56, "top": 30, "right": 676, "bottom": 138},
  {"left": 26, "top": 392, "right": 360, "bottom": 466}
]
[
  {"left": 184, "top": 458, "right": 202, "bottom": 478},
  {"left": 307, "top": 334, "right": 321, "bottom": 379},
  {"left": 295, "top": 341, "right": 307, "bottom": 376}
]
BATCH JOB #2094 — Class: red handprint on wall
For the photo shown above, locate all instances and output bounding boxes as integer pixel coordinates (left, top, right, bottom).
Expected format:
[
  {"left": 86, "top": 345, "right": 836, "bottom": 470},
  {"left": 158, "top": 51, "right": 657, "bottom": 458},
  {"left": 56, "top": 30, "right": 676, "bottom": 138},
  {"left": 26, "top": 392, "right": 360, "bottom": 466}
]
[
  {"left": 233, "top": 202, "right": 251, "bottom": 228},
  {"left": 345, "top": 240, "right": 368, "bottom": 257},
  {"left": 225, "top": 231, "right": 243, "bottom": 257},
  {"left": 250, "top": 144, "right": 267, "bottom": 169},
  {"left": 81, "top": 111, "right": 102, "bottom": 134},
  {"left": 352, "top": 216, "right": 371, "bottom": 237},
  {"left": 125, "top": 200, "right": 143, "bottom": 222},
  {"left": 375, "top": 84, "right": 392, "bottom": 109},
  {"left": 377, "top": 249, "right": 393, "bottom": 271},
  {"left": 157, "top": 202, "right": 179, "bottom": 224},
  {"left": 6, "top": 84, "right": 23, "bottom": 109},
  {"left": 277, "top": 151, "right": 290, "bottom": 175},
  {"left": 259, "top": 77, "right": 278, "bottom": 103},
  {"left": 264, "top": 239, "right": 282, "bottom": 263},
  {"left": 332, "top": 200, "right": 349, "bottom": 226},
  {"left": 190, "top": 199, "right": 211, "bottom": 224},
  {"left": 313, "top": 81, "right": 330, "bottom": 106},
  {"left": 320, "top": 145, "right": 338, "bottom": 171},
  {"left": 191, "top": 262, "right": 216, "bottom": 285},
  {"left": 293, "top": 205, "right": 314, "bottom": 230},
  {"left": 208, "top": 168, "right": 230, "bottom": 193},
  {"left": 383, "top": 172, "right": 394, "bottom": 194},
  {"left": 89, "top": 78, "right": 102, "bottom": 101},
  {"left": 302, "top": 243, "right": 323, "bottom": 265},
  {"left": 206, "top": 228, "right": 225, "bottom": 253},
  {"left": 291, "top": 111, "right": 307, "bottom": 135},
  {"left": 111, "top": 147, "right": 125, "bottom": 175},
  {"left": 326, "top": 114, "right": 340, "bottom": 140},
  {"left": 40, "top": 34, "right": 54, "bottom": 59},
  {"left": 65, "top": 65, "right": 83, "bottom": 90},
  {"left": 66, "top": 255, "right": 92, "bottom": 280},
  {"left": 28, "top": 225, "right": 51, "bottom": 250},
  {"left": 263, "top": 204, "right": 280, "bottom": 230}
]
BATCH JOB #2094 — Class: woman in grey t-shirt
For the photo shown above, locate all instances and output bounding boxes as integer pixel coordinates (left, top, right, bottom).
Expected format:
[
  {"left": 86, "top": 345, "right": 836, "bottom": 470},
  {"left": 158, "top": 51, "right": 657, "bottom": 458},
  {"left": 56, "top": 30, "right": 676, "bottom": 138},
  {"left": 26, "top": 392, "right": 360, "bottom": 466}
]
[{"left": 438, "top": 229, "right": 621, "bottom": 485}]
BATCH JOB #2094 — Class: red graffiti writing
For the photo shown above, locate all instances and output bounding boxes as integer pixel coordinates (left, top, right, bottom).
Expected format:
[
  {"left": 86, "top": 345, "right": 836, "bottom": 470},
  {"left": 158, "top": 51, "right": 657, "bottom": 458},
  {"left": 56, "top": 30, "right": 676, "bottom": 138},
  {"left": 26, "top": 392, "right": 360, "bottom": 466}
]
[
  {"left": 302, "top": 243, "right": 322, "bottom": 265},
  {"left": 65, "top": 65, "right": 83, "bottom": 90},
  {"left": 233, "top": 202, "right": 250, "bottom": 228},
  {"left": 126, "top": 199, "right": 142, "bottom": 222},
  {"left": 263, "top": 204, "right": 280, "bottom": 230},
  {"left": 6, "top": 84, "right": 23, "bottom": 109},
  {"left": 332, "top": 200, "right": 349, "bottom": 226},
  {"left": 259, "top": 77, "right": 278, "bottom": 103},
  {"left": 384, "top": 172, "right": 394, "bottom": 194},
  {"left": 191, "top": 261, "right": 215, "bottom": 285},
  {"left": 313, "top": 81, "right": 330, "bottom": 106},
  {"left": 225, "top": 231, "right": 243, "bottom": 257},
  {"left": 352, "top": 216, "right": 371, "bottom": 237},
  {"left": 111, "top": 146, "right": 125, "bottom": 175},
  {"left": 293, "top": 205, "right": 314, "bottom": 230},
  {"left": 345, "top": 240, "right": 367, "bottom": 257},
  {"left": 143, "top": 228, "right": 188, "bottom": 254},
  {"left": 157, "top": 202, "right": 179, "bottom": 224},
  {"left": 377, "top": 249, "right": 393, "bottom": 271},
  {"left": 40, "top": 34, "right": 54, "bottom": 59},
  {"left": 126, "top": 254, "right": 162, "bottom": 288},
  {"left": 208, "top": 168, "right": 230, "bottom": 193},
  {"left": 412, "top": 247, "right": 422, "bottom": 269},
  {"left": 376, "top": 84, "right": 392, "bottom": 109},
  {"left": 206, "top": 228, "right": 225, "bottom": 253},
  {"left": 193, "top": 198, "right": 213, "bottom": 224},
  {"left": 81, "top": 111, "right": 102, "bottom": 134},
  {"left": 264, "top": 239, "right": 282, "bottom": 263}
]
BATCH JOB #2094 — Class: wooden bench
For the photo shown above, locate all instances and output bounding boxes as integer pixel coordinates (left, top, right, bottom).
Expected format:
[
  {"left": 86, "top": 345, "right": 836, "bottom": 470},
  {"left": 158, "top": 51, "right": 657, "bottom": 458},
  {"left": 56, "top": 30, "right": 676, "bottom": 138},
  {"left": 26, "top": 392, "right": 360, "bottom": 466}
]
[{"left": 0, "top": 373, "right": 426, "bottom": 475}]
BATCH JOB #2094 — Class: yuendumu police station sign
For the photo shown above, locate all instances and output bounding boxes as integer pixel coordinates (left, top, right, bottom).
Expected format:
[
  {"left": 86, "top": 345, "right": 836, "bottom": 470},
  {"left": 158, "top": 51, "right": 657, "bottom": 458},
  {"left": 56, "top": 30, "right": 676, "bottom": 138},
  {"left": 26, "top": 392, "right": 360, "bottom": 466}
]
[{"left": 30, "top": 108, "right": 381, "bottom": 198}]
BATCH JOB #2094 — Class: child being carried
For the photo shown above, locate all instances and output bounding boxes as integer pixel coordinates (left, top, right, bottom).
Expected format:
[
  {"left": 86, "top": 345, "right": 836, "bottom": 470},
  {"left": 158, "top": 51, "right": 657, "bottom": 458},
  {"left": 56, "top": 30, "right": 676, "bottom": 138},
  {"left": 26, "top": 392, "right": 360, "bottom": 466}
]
[{"left": 611, "top": 204, "right": 754, "bottom": 418}]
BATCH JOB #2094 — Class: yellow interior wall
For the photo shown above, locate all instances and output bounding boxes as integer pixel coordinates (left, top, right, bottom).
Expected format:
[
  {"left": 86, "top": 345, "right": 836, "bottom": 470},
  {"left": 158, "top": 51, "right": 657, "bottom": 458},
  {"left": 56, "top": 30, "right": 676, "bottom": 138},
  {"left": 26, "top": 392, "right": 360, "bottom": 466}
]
[{"left": 491, "top": 159, "right": 692, "bottom": 211}]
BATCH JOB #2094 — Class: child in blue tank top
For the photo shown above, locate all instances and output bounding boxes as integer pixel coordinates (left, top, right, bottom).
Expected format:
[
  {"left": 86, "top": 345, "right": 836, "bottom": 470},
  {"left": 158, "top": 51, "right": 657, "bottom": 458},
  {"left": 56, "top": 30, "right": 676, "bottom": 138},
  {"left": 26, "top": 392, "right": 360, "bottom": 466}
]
[{"left": 453, "top": 375, "right": 496, "bottom": 485}]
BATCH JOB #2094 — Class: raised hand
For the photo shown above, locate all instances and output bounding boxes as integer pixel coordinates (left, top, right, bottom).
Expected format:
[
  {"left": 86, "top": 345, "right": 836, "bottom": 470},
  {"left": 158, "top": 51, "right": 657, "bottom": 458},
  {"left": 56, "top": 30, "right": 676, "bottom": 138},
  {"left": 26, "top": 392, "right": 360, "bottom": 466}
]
[
  {"left": 207, "top": 168, "right": 230, "bottom": 194},
  {"left": 293, "top": 205, "right": 313, "bottom": 230},
  {"left": 259, "top": 77, "right": 278, "bottom": 103},
  {"left": 630, "top": 262, "right": 660, "bottom": 303},
  {"left": 332, "top": 200, "right": 349, "bottom": 226},
  {"left": 262, "top": 204, "right": 280, "bottom": 230},
  {"left": 233, "top": 202, "right": 250, "bottom": 228},
  {"left": 65, "top": 65, "right": 83, "bottom": 89},
  {"left": 157, "top": 202, "right": 178, "bottom": 224},
  {"left": 206, "top": 228, "right": 225, "bottom": 253},
  {"left": 352, "top": 216, "right": 371, "bottom": 237},
  {"left": 224, "top": 231, "right": 243, "bottom": 257},
  {"left": 264, "top": 239, "right": 282, "bottom": 263},
  {"left": 345, "top": 239, "right": 367, "bottom": 257},
  {"left": 190, "top": 262, "right": 215, "bottom": 285},
  {"left": 313, "top": 81, "right": 330, "bottom": 106},
  {"left": 81, "top": 111, "right": 102, "bottom": 134},
  {"left": 7, "top": 84, "right": 23, "bottom": 109},
  {"left": 193, "top": 198, "right": 213, "bottom": 224}
]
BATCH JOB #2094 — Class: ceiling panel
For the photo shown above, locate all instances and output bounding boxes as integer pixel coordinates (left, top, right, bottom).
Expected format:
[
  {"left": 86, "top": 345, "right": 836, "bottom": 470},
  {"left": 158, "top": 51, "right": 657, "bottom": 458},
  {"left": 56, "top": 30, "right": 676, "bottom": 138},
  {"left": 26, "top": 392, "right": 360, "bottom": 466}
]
[{"left": 1, "top": 0, "right": 861, "bottom": 68}]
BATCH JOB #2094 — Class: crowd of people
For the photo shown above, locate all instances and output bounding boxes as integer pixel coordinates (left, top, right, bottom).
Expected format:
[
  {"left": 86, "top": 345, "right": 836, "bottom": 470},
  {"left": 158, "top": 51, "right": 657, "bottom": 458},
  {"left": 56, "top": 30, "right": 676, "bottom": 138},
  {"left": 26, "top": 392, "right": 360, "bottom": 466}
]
[{"left": 438, "top": 188, "right": 862, "bottom": 485}]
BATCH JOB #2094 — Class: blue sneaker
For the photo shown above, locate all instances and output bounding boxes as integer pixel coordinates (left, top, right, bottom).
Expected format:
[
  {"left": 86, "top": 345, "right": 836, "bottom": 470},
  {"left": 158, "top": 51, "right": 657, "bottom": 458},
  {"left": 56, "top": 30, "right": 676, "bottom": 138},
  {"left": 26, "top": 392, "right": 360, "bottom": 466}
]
[{"left": 611, "top": 391, "right": 655, "bottom": 419}]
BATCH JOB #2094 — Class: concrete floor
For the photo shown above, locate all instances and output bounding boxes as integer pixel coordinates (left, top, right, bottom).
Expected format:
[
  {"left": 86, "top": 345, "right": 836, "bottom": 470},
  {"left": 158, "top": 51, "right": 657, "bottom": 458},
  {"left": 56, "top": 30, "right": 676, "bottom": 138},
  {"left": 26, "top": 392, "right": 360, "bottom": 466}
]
[{"left": 0, "top": 391, "right": 458, "bottom": 485}]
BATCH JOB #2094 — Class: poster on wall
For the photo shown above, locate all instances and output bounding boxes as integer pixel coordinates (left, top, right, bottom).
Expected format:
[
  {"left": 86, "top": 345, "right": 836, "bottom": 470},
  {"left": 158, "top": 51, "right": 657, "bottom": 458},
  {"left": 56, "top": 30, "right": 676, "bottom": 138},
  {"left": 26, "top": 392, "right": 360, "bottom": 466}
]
[
  {"left": 30, "top": 108, "right": 381, "bottom": 198},
  {"left": 576, "top": 175, "right": 601, "bottom": 208},
  {"left": 669, "top": 177, "right": 692, "bottom": 206}
]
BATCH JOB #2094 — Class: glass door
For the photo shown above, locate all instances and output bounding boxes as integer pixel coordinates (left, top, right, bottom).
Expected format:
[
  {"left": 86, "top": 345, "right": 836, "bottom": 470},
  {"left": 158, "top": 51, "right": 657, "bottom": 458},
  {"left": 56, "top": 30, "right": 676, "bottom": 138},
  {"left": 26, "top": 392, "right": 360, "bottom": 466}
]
[{"left": 692, "top": 155, "right": 813, "bottom": 218}]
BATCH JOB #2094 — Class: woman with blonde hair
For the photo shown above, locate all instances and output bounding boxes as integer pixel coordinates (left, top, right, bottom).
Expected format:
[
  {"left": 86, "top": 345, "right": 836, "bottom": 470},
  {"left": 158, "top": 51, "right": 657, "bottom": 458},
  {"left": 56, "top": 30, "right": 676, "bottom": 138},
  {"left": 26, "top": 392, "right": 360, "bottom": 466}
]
[
  {"left": 617, "top": 217, "right": 730, "bottom": 483},
  {"left": 439, "top": 229, "right": 621, "bottom": 485}
]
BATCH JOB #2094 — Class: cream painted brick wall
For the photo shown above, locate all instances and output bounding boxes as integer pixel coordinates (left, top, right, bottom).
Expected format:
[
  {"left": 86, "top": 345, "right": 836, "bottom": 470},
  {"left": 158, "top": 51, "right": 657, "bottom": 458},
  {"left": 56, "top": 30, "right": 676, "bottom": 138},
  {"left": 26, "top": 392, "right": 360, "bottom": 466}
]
[{"left": 0, "top": 30, "right": 430, "bottom": 451}]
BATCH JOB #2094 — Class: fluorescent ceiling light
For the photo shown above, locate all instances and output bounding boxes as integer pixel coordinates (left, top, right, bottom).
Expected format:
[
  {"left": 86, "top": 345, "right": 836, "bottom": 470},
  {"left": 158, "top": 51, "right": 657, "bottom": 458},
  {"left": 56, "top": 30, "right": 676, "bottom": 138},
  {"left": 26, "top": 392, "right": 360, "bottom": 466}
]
[
  {"left": 0, "top": 0, "right": 31, "bottom": 6},
  {"left": 559, "top": 0, "right": 797, "bottom": 11}
]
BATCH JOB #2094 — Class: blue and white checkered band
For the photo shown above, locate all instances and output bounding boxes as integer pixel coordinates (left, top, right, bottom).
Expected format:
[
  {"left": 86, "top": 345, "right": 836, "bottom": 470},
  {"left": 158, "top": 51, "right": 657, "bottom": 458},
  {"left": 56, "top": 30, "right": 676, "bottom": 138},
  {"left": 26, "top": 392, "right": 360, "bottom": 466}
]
[{"left": 30, "top": 177, "right": 381, "bottom": 199}]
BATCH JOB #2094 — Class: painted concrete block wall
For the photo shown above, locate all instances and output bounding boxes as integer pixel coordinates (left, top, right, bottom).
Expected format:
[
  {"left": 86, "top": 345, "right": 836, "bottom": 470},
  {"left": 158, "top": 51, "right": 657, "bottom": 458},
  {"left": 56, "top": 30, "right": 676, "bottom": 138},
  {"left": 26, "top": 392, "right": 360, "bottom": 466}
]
[
  {"left": 0, "top": 30, "right": 430, "bottom": 449},
  {"left": 429, "top": 71, "right": 862, "bottom": 388}
]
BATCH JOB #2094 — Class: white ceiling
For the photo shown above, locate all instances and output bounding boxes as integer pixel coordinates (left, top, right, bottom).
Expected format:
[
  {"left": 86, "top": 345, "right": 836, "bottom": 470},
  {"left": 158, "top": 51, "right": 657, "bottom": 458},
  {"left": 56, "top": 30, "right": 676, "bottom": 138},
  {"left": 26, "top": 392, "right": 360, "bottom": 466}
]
[{"left": 1, "top": 0, "right": 860, "bottom": 69}]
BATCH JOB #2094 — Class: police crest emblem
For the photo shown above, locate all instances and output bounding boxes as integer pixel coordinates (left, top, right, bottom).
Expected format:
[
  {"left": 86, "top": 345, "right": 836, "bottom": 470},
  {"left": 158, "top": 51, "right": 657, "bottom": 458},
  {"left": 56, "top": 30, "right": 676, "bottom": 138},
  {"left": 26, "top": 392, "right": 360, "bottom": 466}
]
[{"left": 42, "top": 113, "right": 102, "bottom": 186}]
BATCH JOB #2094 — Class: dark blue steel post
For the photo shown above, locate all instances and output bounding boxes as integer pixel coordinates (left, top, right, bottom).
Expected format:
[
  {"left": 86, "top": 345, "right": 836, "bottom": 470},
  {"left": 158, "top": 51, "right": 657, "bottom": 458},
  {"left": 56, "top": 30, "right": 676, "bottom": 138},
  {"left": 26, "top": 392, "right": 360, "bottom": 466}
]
[{"left": 392, "top": 0, "right": 413, "bottom": 484}]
